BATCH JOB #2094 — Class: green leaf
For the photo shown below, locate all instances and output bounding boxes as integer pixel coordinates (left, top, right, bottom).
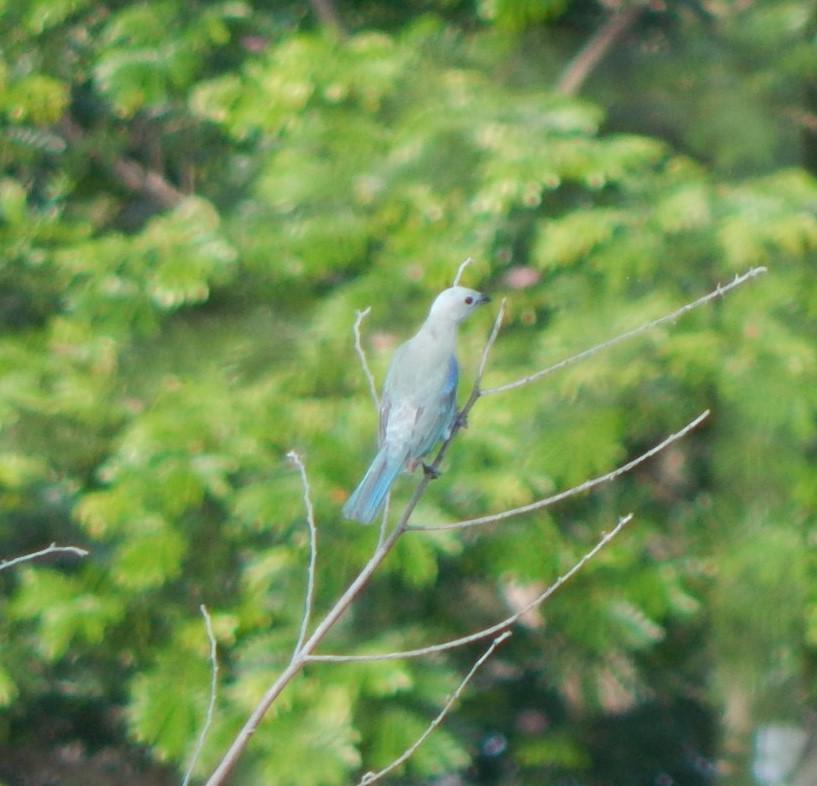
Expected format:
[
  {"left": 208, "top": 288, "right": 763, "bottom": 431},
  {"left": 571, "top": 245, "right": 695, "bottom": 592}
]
[
  {"left": 129, "top": 644, "right": 213, "bottom": 760},
  {"left": 366, "top": 706, "right": 469, "bottom": 776},
  {"left": 111, "top": 525, "right": 187, "bottom": 590},
  {"left": 11, "top": 568, "right": 124, "bottom": 658}
]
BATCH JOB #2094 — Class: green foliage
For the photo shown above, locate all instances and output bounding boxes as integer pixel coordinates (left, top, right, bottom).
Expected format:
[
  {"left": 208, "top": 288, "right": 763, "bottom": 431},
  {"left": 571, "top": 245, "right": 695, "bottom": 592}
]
[
  {"left": 129, "top": 639, "right": 215, "bottom": 760},
  {"left": 11, "top": 567, "right": 125, "bottom": 658},
  {"left": 94, "top": 1, "right": 251, "bottom": 116},
  {"left": 1, "top": 1, "right": 817, "bottom": 785},
  {"left": 479, "top": 0, "right": 569, "bottom": 29}
]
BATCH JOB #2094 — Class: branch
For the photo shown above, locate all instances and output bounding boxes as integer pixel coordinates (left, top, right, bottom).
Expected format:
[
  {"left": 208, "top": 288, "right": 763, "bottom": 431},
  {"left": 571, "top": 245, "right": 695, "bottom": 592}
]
[
  {"left": 204, "top": 518, "right": 406, "bottom": 786},
  {"left": 356, "top": 632, "right": 512, "bottom": 785},
  {"left": 182, "top": 605, "right": 219, "bottom": 786},
  {"left": 110, "top": 157, "right": 185, "bottom": 209},
  {"left": 0, "top": 543, "right": 89, "bottom": 572},
  {"left": 353, "top": 307, "right": 379, "bottom": 410},
  {"left": 452, "top": 256, "right": 474, "bottom": 286},
  {"left": 409, "top": 411, "right": 709, "bottom": 532},
  {"left": 287, "top": 451, "right": 318, "bottom": 655},
  {"left": 58, "top": 115, "right": 185, "bottom": 209},
  {"left": 310, "top": 514, "right": 633, "bottom": 663},
  {"left": 483, "top": 267, "right": 767, "bottom": 396},
  {"left": 557, "top": 3, "right": 646, "bottom": 95}
]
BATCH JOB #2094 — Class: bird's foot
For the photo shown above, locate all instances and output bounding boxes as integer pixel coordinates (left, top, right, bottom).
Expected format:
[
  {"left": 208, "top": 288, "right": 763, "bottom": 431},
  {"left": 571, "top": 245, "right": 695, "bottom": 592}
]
[
  {"left": 422, "top": 462, "right": 441, "bottom": 479},
  {"left": 454, "top": 410, "right": 469, "bottom": 430}
]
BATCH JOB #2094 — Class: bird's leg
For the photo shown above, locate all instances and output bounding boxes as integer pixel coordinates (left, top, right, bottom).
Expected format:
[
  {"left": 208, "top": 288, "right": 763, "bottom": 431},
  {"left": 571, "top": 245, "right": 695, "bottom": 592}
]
[
  {"left": 422, "top": 463, "right": 440, "bottom": 479},
  {"left": 453, "top": 409, "right": 468, "bottom": 430}
]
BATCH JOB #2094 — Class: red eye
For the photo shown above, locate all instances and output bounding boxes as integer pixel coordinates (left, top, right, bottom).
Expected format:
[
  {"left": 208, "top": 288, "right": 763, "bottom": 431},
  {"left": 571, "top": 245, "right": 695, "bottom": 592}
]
[{"left": 464, "top": 296, "right": 474, "bottom": 304}]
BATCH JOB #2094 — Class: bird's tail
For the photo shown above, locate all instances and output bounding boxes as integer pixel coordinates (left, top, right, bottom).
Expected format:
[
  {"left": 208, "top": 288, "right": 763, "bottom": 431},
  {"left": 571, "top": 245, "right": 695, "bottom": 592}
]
[{"left": 342, "top": 447, "right": 405, "bottom": 525}]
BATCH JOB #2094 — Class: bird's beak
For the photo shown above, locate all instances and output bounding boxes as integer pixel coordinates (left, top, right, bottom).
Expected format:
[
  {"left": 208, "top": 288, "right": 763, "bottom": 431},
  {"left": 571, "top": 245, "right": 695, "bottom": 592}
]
[{"left": 478, "top": 294, "right": 491, "bottom": 304}]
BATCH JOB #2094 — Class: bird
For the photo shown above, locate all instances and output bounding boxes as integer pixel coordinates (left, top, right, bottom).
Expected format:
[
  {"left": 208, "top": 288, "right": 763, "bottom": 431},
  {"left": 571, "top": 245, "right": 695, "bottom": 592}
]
[{"left": 343, "top": 285, "right": 490, "bottom": 524}]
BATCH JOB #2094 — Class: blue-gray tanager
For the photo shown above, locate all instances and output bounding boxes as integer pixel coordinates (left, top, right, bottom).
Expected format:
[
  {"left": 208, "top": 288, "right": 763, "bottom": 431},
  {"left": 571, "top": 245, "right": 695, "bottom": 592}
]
[{"left": 343, "top": 286, "right": 490, "bottom": 524}]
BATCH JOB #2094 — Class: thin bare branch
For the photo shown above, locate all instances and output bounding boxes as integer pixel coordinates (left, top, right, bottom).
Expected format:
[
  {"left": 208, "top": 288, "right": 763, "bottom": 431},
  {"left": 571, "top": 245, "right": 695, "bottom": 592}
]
[
  {"left": 288, "top": 451, "right": 318, "bottom": 656},
  {"left": 452, "top": 256, "right": 474, "bottom": 286},
  {"left": 475, "top": 297, "right": 506, "bottom": 383},
  {"left": 483, "top": 267, "right": 767, "bottom": 397},
  {"left": 409, "top": 411, "right": 709, "bottom": 532},
  {"left": 183, "top": 605, "right": 219, "bottom": 786},
  {"left": 375, "top": 492, "right": 394, "bottom": 548},
  {"left": 0, "top": 542, "right": 89, "bottom": 572},
  {"left": 353, "top": 307, "right": 379, "bottom": 410},
  {"left": 357, "top": 631, "right": 512, "bottom": 785},
  {"left": 310, "top": 514, "right": 633, "bottom": 663},
  {"left": 557, "top": 3, "right": 645, "bottom": 95}
]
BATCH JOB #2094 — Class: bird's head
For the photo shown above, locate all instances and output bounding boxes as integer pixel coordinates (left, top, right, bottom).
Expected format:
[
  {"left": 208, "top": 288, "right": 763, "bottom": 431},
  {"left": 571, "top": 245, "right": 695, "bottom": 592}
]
[{"left": 428, "top": 286, "right": 491, "bottom": 324}]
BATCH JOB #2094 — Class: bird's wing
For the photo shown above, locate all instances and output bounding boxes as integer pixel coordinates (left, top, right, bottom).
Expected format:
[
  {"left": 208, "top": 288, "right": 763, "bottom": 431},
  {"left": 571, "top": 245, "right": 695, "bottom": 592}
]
[
  {"left": 408, "top": 354, "right": 458, "bottom": 461},
  {"left": 379, "top": 339, "right": 458, "bottom": 462}
]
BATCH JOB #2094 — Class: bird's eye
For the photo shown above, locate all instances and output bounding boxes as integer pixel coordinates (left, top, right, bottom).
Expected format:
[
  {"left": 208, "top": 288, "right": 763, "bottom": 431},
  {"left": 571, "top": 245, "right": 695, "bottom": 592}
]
[{"left": 464, "top": 296, "right": 474, "bottom": 305}]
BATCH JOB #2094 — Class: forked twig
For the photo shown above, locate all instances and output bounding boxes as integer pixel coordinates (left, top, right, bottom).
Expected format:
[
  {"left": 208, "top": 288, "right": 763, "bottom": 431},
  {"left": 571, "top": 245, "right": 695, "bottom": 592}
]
[
  {"left": 309, "top": 514, "right": 633, "bottom": 663},
  {"left": 483, "top": 267, "right": 767, "bottom": 396},
  {"left": 0, "top": 543, "right": 89, "bottom": 571}
]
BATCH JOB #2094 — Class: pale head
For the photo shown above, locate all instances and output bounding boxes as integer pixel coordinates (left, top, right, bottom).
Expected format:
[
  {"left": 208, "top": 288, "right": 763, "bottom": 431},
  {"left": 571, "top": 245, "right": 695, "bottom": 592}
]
[{"left": 427, "top": 286, "right": 490, "bottom": 324}]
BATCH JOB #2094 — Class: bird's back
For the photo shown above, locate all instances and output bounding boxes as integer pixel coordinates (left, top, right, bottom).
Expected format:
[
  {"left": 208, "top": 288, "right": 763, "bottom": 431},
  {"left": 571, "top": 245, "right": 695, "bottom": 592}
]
[{"left": 380, "top": 330, "right": 458, "bottom": 462}]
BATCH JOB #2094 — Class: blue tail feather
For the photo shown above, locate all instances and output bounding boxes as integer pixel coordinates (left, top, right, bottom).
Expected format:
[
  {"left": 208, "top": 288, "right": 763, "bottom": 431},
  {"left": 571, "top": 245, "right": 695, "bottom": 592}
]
[{"left": 342, "top": 448, "right": 404, "bottom": 525}]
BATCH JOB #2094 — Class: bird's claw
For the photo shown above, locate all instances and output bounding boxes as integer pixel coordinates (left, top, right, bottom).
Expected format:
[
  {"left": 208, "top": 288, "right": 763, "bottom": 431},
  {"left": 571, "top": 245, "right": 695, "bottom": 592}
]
[
  {"left": 454, "top": 410, "right": 469, "bottom": 430},
  {"left": 422, "top": 463, "right": 440, "bottom": 479}
]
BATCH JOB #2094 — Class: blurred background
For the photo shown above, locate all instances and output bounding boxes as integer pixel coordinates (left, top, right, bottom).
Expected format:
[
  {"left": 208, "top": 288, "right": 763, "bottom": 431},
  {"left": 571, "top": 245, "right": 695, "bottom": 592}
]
[{"left": 0, "top": 0, "right": 816, "bottom": 784}]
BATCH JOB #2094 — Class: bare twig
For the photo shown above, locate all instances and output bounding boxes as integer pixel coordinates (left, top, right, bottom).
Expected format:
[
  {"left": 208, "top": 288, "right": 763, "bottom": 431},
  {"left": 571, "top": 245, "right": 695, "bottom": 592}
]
[
  {"left": 475, "top": 297, "right": 507, "bottom": 384},
  {"left": 310, "top": 515, "right": 633, "bottom": 663},
  {"left": 182, "top": 605, "right": 219, "bottom": 786},
  {"left": 288, "top": 451, "right": 318, "bottom": 655},
  {"left": 483, "top": 267, "right": 767, "bottom": 396},
  {"left": 452, "top": 256, "right": 474, "bottom": 286},
  {"left": 557, "top": 3, "right": 645, "bottom": 95},
  {"left": 353, "top": 307, "right": 379, "bottom": 410},
  {"left": 204, "top": 521, "right": 406, "bottom": 786},
  {"left": 0, "top": 543, "right": 89, "bottom": 572},
  {"left": 409, "top": 411, "right": 709, "bottom": 531},
  {"left": 356, "top": 631, "right": 512, "bottom": 785},
  {"left": 376, "top": 492, "right": 393, "bottom": 548}
]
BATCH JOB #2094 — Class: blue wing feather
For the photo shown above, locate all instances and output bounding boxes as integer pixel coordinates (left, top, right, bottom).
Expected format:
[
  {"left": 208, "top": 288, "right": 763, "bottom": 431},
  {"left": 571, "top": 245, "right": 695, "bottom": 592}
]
[{"left": 342, "top": 446, "right": 405, "bottom": 525}]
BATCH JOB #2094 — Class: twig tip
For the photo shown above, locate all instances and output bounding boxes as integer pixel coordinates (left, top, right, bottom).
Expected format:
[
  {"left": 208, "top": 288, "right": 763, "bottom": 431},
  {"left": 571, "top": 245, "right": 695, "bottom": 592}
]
[{"left": 453, "top": 256, "right": 474, "bottom": 286}]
